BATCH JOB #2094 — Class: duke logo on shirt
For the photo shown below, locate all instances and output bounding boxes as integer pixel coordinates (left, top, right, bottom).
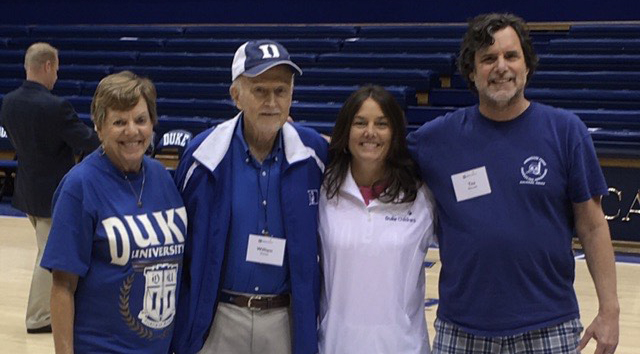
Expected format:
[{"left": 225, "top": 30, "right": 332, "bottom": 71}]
[
  {"left": 103, "top": 207, "right": 188, "bottom": 265},
  {"left": 308, "top": 189, "right": 319, "bottom": 206},
  {"left": 138, "top": 263, "right": 178, "bottom": 329}
]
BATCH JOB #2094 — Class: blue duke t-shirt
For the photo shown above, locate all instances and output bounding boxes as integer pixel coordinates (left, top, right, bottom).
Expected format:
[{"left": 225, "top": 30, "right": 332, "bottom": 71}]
[{"left": 41, "top": 151, "right": 187, "bottom": 353}]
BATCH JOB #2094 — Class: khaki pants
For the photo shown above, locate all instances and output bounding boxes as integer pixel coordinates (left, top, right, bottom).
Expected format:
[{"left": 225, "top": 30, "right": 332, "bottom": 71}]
[
  {"left": 199, "top": 301, "right": 292, "bottom": 354},
  {"left": 25, "top": 215, "right": 52, "bottom": 329}
]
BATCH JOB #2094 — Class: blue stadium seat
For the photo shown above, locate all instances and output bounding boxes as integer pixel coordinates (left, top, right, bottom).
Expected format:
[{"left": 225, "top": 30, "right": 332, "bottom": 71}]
[
  {"left": 151, "top": 82, "right": 415, "bottom": 106},
  {"left": 450, "top": 71, "right": 640, "bottom": 90},
  {"left": 137, "top": 52, "right": 316, "bottom": 67},
  {"left": 0, "top": 26, "right": 29, "bottom": 38},
  {"left": 0, "top": 38, "right": 8, "bottom": 49},
  {"left": 60, "top": 51, "right": 139, "bottom": 66},
  {"left": 183, "top": 25, "right": 357, "bottom": 39},
  {"left": 405, "top": 106, "right": 455, "bottom": 125},
  {"left": 0, "top": 64, "right": 24, "bottom": 79},
  {"left": 0, "top": 126, "right": 17, "bottom": 200},
  {"left": 569, "top": 25, "right": 640, "bottom": 38},
  {"left": 156, "top": 98, "right": 237, "bottom": 117},
  {"left": 155, "top": 116, "right": 214, "bottom": 138},
  {"left": 406, "top": 104, "right": 640, "bottom": 130},
  {"left": 0, "top": 79, "right": 24, "bottom": 95},
  {"left": 138, "top": 52, "right": 235, "bottom": 67},
  {"left": 590, "top": 128, "right": 640, "bottom": 157},
  {"left": 429, "top": 88, "right": 640, "bottom": 110},
  {"left": 8, "top": 37, "right": 165, "bottom": 51},
  {"left": 113, "top": 66, "right": 229, "bottom": 83},
  {"left": 153, "top": 129, "right": 193, "bottom": 157},
  {"left": 538, "top": 54, "right": 640, "bottom": 71},
  {"left": 529, "top": 71, "right": 640, "bottom": 90},
  {"left": 60, "top": 65, "right": 112, "bottom": 81},
  {"left": 547, "top": 39, "right": 640, "bottom": 54},
  {"left": 51, "top": 80, "right": 83, "bottom": 96},
  {"left": 289, "top": 102, "right": 342, "bottom": 122},
  {"left": 357, "top": 25, "right": 468, "bottom": 38},
  {"left": 3, "top": 50, "right": 138, "bottom": 68},
  {"left": 292, "top": 85, "right": 417, "bottom": 106},
  {"left": 297, "top": 68, "right": 439, "bottom": 91},
  {"left": 30, "top": 25, "right": 185, "bottom": 38},
  {"left": 341, "top": 38, "right": 461, "bottom": 54},
  {"left": 298, "top": 121, "right": 334, "bottom": 135},
  {"left": 153, "top": 82, "right": 229, "bottom": 99},
  {"left": 0, "top": 50, "right": 23, "bottom": 64},
  {"left": 64, "top": 95, "right": 93, "bottom": 114},
  {"left": 165, "top": 38, "right": 341, "bottom": 53},
  {"left": 573, "top": 109, "right": 640, "bottom": 129},
  {"left": 316, "top": 53, "right": 456, "bottom": 75}
]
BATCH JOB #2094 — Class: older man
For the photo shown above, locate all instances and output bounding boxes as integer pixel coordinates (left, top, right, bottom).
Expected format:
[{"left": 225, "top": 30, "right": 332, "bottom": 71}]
[
  {"left": 407, "top": 13, "right": 619, "bottom": 354},
  {"left": 171, "top": 40, "right": 327, "bottom": 354},
  {"left": 0, "top": 42, "right": 99, "bottom": 334}
]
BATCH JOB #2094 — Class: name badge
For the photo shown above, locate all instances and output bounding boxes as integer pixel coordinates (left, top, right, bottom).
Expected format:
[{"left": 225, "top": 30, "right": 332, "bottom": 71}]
[
  {"left": 246, "top": 234, "right": 286, "bottom": 267},
  {"left": 451, "top": 166, "right": 492, "bottom": 202}
]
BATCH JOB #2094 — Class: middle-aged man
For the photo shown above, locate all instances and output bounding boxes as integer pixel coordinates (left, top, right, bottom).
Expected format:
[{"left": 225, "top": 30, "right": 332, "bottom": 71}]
[
  {"left": 0, "top": 42, "right": 99, "bottom": 334},
  {"left": 407, "top": 13, "right": 619, "bottom": 354},
  {"left": 171, "top": 40, "right": 328, "bottom": 354}
]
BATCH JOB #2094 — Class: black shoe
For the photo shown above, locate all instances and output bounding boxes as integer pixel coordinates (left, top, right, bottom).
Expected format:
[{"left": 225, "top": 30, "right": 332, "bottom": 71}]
[{"left": 27, "top": 324, "right": 52, "bottom": 334}]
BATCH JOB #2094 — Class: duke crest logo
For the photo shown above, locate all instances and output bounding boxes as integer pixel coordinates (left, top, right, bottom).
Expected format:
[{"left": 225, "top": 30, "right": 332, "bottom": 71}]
[
  {"left": 520, "top": 156, "right": 548, "bottom": 186},
  {"left": 308, "top": 189, "right": 319, "bottom": 206},
  {"left": 138, "top": 263, "right": 178, "bottom": 329}
]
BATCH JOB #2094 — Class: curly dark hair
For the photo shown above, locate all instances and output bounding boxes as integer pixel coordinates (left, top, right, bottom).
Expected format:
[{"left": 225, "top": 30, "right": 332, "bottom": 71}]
[
  {"left": 458, "top": 13, "right": 539, "bottom": 93},
  {"left": 324, "top": 85, "right": 420, "bottom": 203}
]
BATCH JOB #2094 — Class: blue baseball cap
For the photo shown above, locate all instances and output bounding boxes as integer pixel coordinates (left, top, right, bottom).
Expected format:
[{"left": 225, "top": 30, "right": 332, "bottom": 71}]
[{"left": 231, "top": 40, "right": 302, "bottom": 81}]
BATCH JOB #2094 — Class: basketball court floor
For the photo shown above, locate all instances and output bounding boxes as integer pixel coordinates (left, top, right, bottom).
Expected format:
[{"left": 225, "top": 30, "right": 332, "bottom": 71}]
[{"left": 1, "top": 209, "right": 639, "bottom": 353}]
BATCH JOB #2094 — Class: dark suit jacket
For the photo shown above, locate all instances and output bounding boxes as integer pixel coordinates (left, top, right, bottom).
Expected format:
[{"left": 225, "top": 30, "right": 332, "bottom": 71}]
[{"left": 0, "top": 80, "right": 100, "bottom": 217}]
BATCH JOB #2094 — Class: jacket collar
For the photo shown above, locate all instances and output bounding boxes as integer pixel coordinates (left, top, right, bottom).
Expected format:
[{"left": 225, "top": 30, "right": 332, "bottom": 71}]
[
  {"left": 22, "top": 80, "right": 49, "bottom": 92},
  {"left": 192, "top": 112, "right": 324, "bottom": 173}
]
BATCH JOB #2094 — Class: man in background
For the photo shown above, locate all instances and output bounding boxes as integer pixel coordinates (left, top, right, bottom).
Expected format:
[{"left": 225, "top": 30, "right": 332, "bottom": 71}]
[{"left": 0, "top": 42, "right": 99, "bottom": 334}]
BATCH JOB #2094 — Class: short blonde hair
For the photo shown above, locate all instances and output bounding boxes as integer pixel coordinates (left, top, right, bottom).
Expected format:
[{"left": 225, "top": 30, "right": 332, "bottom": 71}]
[
  {"left": 91, "top": 71, "right": 158, "bottom": 130},
  {"left": 24, "top": 42, "right": 58, "bottom": 70}
]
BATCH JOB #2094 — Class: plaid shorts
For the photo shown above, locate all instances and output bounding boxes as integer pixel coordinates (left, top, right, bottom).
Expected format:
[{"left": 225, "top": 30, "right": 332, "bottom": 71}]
[{"left": 432, "top": 317, "right": 583, "bottom": 354}]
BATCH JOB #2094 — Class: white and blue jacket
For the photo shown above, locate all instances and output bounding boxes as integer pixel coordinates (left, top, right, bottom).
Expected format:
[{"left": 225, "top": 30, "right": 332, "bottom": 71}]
[{"left": 171, "top": 113, "right": 328, "bottom": 354}]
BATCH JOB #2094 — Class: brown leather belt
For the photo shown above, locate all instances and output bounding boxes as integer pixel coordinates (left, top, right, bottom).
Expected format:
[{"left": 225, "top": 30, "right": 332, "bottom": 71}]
[{"left": 219, "top": 291, "right": 290, "bottom": 311}]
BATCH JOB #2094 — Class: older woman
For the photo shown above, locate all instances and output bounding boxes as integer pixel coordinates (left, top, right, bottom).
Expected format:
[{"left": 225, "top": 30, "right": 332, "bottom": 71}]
[
  {"left": 40, "top": 71, "right": 187, "bottom": 353},
  {"left": 319, "top": 85, "right": 436, "bottom": 354}
]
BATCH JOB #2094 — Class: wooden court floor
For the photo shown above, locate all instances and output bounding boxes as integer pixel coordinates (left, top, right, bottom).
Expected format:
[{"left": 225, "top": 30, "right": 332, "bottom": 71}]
[{"left": 1, "top": 216, "right": 638, "bottom": 353}]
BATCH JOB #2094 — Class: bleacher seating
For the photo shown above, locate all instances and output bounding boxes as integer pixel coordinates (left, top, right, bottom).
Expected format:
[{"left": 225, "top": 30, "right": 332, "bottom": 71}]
[
  {"left": 316, "top": 53, "right": 456, "bottom": 75},
  {"left": 182, "top": 25, "right": 358, "bottom": 39},
  {"left": 547, "top": 38, "right": 640, "bottom": 54},
  {"left": 0, "top": 23, "right": 638, "bottom": 159},
  {"left": 569, "top": 25, "right": 640, "bottom": 38},
  {"left": 30, "top": 25, "right": 185, "bottom": 38},
  {"left": 357, "top": 25, "right": 467, "bottom": 38},
  {"left": 341, "top": 38, "right": 461, "bottom": 54}
]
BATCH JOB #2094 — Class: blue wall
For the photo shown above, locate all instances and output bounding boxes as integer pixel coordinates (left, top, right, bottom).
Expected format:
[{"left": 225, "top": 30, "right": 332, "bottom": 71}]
[{"left": 2, "top": 0, "right": 638, "bottom": 24}]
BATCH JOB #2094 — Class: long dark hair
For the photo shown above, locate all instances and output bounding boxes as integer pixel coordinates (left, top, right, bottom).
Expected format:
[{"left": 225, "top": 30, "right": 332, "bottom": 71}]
[{"left": 324, "top": 85, "right": 420, "bottom": 203}]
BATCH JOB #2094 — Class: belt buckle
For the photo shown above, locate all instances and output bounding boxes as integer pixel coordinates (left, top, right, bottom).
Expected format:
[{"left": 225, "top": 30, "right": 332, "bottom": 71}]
[{"left": 247, "top": 295, "right": 263, "bottom": 311}]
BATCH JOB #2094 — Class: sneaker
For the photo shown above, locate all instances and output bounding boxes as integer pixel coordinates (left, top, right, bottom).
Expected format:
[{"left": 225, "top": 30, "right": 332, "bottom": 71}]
[{"left": 27, "top": 324, "right": 52, "bottom": 334}]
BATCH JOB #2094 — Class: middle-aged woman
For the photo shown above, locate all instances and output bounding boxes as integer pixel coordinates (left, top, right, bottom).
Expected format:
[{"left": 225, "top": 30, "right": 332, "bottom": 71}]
[
  {"left": 41, "top": 71, "right": 187, "bottom": 353},
  {"left": 318, "top": 85, "right": 436, "bottom": 354}
]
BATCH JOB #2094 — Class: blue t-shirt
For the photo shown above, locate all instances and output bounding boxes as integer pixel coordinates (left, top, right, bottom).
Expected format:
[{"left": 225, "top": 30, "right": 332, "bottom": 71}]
[
  {"left": 41, "top": 150, "right": 187, "bottom": 353},
  {"left": 407, "top": 102, "right": 608, "bottom": 336},
  {"left": 223, "top": 116, "right": 289, "bottom": 294}
]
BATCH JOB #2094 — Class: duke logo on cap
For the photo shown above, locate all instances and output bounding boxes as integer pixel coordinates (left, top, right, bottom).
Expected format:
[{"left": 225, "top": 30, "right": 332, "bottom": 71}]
[{"left": 231, "top": 40, "right": 303, "bottom": 81}]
